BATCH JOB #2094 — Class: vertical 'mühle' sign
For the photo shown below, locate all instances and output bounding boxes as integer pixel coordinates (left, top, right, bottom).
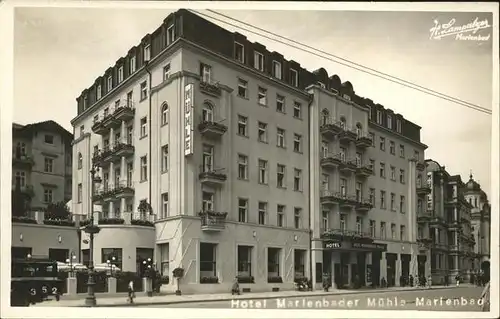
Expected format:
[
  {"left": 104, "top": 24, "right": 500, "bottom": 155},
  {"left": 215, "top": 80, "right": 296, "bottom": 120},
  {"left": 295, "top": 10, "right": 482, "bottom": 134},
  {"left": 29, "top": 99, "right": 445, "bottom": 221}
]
[{"left": 184, "top": 83, "right": 194, "bottom": 156}]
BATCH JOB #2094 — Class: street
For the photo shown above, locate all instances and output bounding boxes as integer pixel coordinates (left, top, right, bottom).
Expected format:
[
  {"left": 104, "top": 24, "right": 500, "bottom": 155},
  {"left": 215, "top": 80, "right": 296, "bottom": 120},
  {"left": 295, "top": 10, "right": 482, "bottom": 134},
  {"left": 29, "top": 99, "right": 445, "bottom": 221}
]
[{"left": 139, "top": 286, "right": 485, "bottom": 311}]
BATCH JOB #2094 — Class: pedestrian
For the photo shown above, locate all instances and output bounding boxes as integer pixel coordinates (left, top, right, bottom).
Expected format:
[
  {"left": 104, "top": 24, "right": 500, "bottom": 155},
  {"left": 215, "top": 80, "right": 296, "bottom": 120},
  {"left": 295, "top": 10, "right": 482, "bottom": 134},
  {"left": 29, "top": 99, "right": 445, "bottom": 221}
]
[
  {"left": 427, "top": 275, "right": 432, "bottom": 289},
  {"left": 231, "top": 277, "right": 240, "bottom": 295},
  {"left": 455, "top": 274, "right": 460, "bottom": 287},
  {"left": 127, "top": 279, "right": 135, "bottom": 304},
  {"left": 409, "top": 275, "right": 414, "bottom": 287},
  {"left": 444, "top": 273, "right": 449, "bottom": 286}
]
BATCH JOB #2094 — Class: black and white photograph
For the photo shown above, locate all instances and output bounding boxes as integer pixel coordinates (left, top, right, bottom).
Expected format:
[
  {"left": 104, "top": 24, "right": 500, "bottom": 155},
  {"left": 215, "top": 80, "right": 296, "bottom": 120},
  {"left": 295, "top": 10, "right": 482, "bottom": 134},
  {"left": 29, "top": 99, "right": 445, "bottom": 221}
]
[{"left": 1, "top": 1, "right": 498, "bottom": 318}]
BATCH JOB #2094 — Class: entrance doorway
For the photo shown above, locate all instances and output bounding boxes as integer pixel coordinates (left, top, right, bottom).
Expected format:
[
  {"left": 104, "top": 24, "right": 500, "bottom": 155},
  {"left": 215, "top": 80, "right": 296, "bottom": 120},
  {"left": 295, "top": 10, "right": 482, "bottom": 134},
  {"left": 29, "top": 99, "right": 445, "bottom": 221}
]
[
  {"left": 481, "top": 261, "right": 490, "bottom": 282},
  {"left": 386, "top": 253, "right": 397, "bottom": 287},
  {"left": 371, "top": 252, "right": 381, "bottom": 287},
  {"left": 356, "top": 252, "right": 366, "bottom": 287},
  {"left": 418, "top": 255, "right": 426, "bottom": 278}
]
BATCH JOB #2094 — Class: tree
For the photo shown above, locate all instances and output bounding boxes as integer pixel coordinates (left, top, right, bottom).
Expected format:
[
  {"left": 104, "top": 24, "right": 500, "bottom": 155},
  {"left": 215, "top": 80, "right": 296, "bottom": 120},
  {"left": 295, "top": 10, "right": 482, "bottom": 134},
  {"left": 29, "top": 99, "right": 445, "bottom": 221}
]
[
  {"left": 11, "top": 180, "right": 28, "bottom": 217},
  {"left": 137, "top": 199, "right": 153, "bottom": 219},
  {"left": 45, "top": 201, "right": 70, "bottom": 220}
]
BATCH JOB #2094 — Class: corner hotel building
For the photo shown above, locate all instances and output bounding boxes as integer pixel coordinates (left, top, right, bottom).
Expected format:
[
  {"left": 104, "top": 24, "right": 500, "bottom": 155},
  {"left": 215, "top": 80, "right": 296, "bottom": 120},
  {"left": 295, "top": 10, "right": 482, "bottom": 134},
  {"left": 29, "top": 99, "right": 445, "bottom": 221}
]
[{"left": 71, "top": 10, "right": 428, "bottom": 293}]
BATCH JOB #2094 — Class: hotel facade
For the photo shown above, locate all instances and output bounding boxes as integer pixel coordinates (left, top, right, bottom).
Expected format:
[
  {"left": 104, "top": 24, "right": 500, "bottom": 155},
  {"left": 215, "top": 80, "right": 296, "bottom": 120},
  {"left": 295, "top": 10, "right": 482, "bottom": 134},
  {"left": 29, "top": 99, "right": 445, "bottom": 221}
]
[{"left": 71, "top": 10, "right": 429, "bottom": 292}]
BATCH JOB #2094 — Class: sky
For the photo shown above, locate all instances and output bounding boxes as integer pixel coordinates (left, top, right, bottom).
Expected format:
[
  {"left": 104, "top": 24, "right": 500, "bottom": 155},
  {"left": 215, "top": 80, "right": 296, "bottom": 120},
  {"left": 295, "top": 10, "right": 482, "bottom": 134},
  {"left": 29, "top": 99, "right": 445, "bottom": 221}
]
[{"left": 13, "top": 5, "right": 494, "bottom": 196}]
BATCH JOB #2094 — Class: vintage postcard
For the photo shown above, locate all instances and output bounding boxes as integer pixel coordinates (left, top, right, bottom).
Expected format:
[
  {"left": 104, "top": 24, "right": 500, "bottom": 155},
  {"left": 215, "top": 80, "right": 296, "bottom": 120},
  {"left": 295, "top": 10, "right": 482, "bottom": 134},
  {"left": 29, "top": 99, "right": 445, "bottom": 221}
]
[{"left": 0, "top": 0, "right": 498, "bottom": 318}]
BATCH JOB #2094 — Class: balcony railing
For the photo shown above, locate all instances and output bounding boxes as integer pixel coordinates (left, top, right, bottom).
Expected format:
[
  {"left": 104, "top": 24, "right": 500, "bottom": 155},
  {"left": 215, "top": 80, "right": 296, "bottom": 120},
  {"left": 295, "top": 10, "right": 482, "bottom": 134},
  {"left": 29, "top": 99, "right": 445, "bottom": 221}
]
[
  {"left": 92, "top": 181, "right": 134, "bottom": 203},
  {"left": 355, "top": 198, "right": 373, "bottom": 212},
  {"left": 320, "top": 190, "right": 343, "bottom": 205},
  {"left": 12, "top": 154, "right": 35, "bottom": 167},
  {"left": 355, "top": 133, "right": 372, "bottom": 148},
  {"left": 339, "top": 194, "right": 357, "bottom": 208},
  {"left": 199, "top": 81, "right": 222, "bottom": 97},
  {"left": 320, "top": 228, "right": 373, "bottom": 242},
  {"left": 339, "top": 158, "right": 357, "bottom": 174},
  {"left": 92, "top": 103, "right": 135, "bottom": 135},
  {"left": 416, "top": 183, "right": 431, "bottom": 195},
  {"left": 199, "top": 166, "right": 227, "bottom": 186},
  {"left": 320, "top": 117, "right": 343, "bottom": 138},
  {"left": 198, "top": 119, "right": 227, "bottom": 138},
  {"left": 113, "top": 105, "right": 135, "bottom": 122},
  {"left": 92, "top": 142, "right": 134, "bottom": 166},
  {"left": 17, "top": 185, "right": 35, "bottom": 198},
  {"left": 320, "top": 152, "right": 342, "bottom": 169},
  {"left": 338, "top": 128, "right": 358, "bottom": 143},
  {"left": 416, "top": 161, "right": 426, "bottom": 171},
  {"left": 355, "top": 160, "right": 373, "bottom": 177},
  {"left": 199, "top": 211, "right": 227, "bottom": 231}
]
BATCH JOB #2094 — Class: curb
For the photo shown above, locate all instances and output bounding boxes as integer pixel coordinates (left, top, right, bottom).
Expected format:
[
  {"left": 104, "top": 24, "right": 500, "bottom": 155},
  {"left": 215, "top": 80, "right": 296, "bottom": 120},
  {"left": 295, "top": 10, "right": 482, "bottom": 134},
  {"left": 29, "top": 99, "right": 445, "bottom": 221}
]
[{"left": 90, "top": 285, "right": 470, "bottom": 308}]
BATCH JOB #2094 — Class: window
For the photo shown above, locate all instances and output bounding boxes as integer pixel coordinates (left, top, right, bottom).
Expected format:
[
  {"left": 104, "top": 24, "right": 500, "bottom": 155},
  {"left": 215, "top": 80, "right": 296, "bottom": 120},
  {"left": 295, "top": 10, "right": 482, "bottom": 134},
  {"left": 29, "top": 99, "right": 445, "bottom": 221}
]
[
  {"left": 355, "top": 182, "right": 362, "bottom": 201},
  {"left": 77, "top": 153, "right": 83, "bottom": 169},
  {"left": 43, "top": 188, "right": 53, "bottom": 203},
  {"left": 376, "top": 110, "right": 382, "bottom": 124},
  {"left": 166, "top": 25, "right": 175, "bottom": 44},
  {"left": 321, "top": 174, "right": 329, "bottom": 190},
  {"left": 83, "top": 96, "right": 88, "bottom": 110},
  {"left": 97, "top": 84, "right": 102, "bottom": 99},
  {"left": 339, "top": 117, "right": 346, "bottom": 129},
  {"left": 355, "top": 152, "right": 362, "bottom": 167},
  {"left": 237, "top": 115, "right": 248, "bottom": 136},
  {"left": 44, "top": 157, "right": 53, "bottom": 173},
  {"left": 379, "top": 137, "right": 385, "bottom": 151},
  {"left": 339, "top": 214, "right": 347, "bottom": 231},
  {"left": 127, "top": 163, "right": 133, "bottom": 186},
  {"left": 115, "top": 100, "right": 120, "bottom": 110},
  {"left": 340, "top": 178, "right": 347, "bottom": 196},
  {"left": 238, "top": 198, "right": 248, "bottom": 222},
  {"left": 380, "top": 222, "right": 386, "bottom": 239},
  {"left": 400, "top": 169, "right": 405, "bottom": 184},
  {"left": 161, "top": 103, "right": 169, "bottom": 125},
  {"left": 277, "top": 164, "right": 286, "bottom": 188},
  {"left": 268, "top": 248, "right": 281, "bottom": 277},
  {"left": 143, "top": 45, "right": 151, "bottom": 62},
  {"left": 391, "top": 223, "right": 396, "bottom": 239},
  {"left": 276, "top": 94, "right": 285, "bottom": 112},
  {"left": 258, "top": 87, "right": 267, "bottom": 105},
  {"left": 390, "top": 166, "right": 396, "bottom": 180},
  {"left": 399, "top": 145, "right": 405, "bottom": 158},
  {"left": 277, "top": 205, "right": 285, "bottom": 227},
  {"left": 238, "top": 154, "right": 248, "bottom": 180},
  {"left": 293, "top": 169, "right": 302, "bottom": 191},
  {"left": 14, "top": 171, "right": 26, "bottom": 187},
  {"left": 234, "top": 42, "right": 244, "bottom": 63},
  {"left": 418, "top": 227, "right": 423, "bottom": 239},
  {"left": 293, "top": 134, "right": 302, "bottom": 152},
  {"left": 277, "top": 128, "right": 285, "bottom": 148},
  {"left": 140, "top": 81, "right": 148, "bottom": 100},
  {"left": 272, "top": 61, "right": 282, "bottom": 79},
  {"left": 77, "top": 183, "right": 82, "bottom": 203},
  {"left": 369, "top": 188, "right": 375, "bottom": 205},
  {"left": 130, "top": 56, "right": 136, "bottom": 73},
  {"left": 414, "top": 150, "right": 420, "bottom": 161},
  {"left": 163, "top": 63, "right": 171, "bottom": 81},
  {"left": 237, "top": 79, "right": 248, "bottom": 98},
  {"left": 294, "top": 207, "right": 301, "bottom": 229},
  {"left": 201, "top": 103, "right": 214, "bottom": 123},
  {"left": 258, "top": 122, "right": 267, "bottom": 143},
  {"left": 293, "top": 102, "right": 302, "bottom": 118},
  {"left": 44, "top": 134, "right": 54, "bottom": 144},
  {"left": 380, "top": 191, "right": 386, "bottom": 209},
  {"left": 118, "top": 66, "right": 124, "bottom": 83},
  {"left": 237, "top": 246, "right": 252, "bottom": 277},
  {"left": 126, "top": 91, "right": 133, "bottom": 107},
  {"left": 321, "top": 141, "right": 329, "bottom": 157},
  {"left": 202, "top": 145, "right": 214, "bottom": 172},
  {"left": 390, "top": 193, "right": 396, "bottom": 211},
  {"left": 369, "top": 159, "right": 375, "bottom": 173},
  {"left": 258, "top": 159, "right": 268, "bottom": 184},
  {"left": 140, "top": 156, "right": 147, "bottom": 181},
  {"left": 322, "top": 211, "right": 329, "bottom": 230},
  {"left": 369, "top": 132, "right": 375, "bottom": 146},
  {"left": 389, "top": 141, "right": 395, "bottom": 155},
  {"left": 400, "top": 195, "right": 405, "bottom": 213},
  {"left": 317, "top": 81, "right": 326, "bottom": 89},
  {"left": 202, "top": 192, "right": 213, "bottom": 211},
  {"left": 162, "top": 145, "right": 169, "bottom": 172},
  {"left": 369, "top": 220, "right": 376, "bottom": 238},
  {"left": 199, "top": 63, "right": 211, "bottom": 83},
  {"left": 127, "top": 126, "right": 133, "bottom": 144},
  {"left": 356, "top": 216, "right": 362, "bottom": 234},
  {"left": 254, "top": 51, "right": 264, "bottom": 71},
  {"left": 396, "top": 119, "right": 402, "bottom": 133},
  {"left": 417, "top": 199, "right": 423, "bottom": 213},
  {"left": 107, "top": 76, "right": 113, "bottom": 91},
  {"left": 140, "top": 117, "right": 147, "bottom": 137},
  {"left": 290, "top": 68, "right": 298, "bottom": 87},
  {"left": 160, "top": 193, "right": 169, "bottom": 218},
  {"left": 387, "top": 115, "right": 393, "bottom": 129},
  {"left": 258, "top": 202, "right": 267, "bottom": 225},
  {"left": 380, "top": 163, "right": 385, "bottom": 178}
]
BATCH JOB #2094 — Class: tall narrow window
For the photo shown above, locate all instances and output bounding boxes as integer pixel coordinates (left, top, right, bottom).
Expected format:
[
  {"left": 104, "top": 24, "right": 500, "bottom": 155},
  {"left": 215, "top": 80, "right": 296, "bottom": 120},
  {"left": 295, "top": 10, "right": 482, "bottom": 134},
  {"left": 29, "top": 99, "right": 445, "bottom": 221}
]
[
  {"left": 140, "top": 117, "right": 147, "bottom": 137},
  {"left": 130, "top": 56, "right": 136, "bottom": 73},
  {"left": 202, "top": 192, "right": 214, "bottom": 211},
  {"left": 277, "top": 164, "right": 286, "bottom": 188},
  {"left": 238, "top": 154, "right": 248, "bottom": 180},
  {"left": 163, "top": 63, "right": 171, "bottom": 81},
  {"left": 277, "top": 205, "right": 285, "bottom": 227},
  {"left": 254, "top": 51, "right": 264, "bottom": 71},
  {"left": 276, "top": 95, "right": 285, "bottom": 112},
  {"left": 293, "top": 169, "right": 302, "bottom": 191},
  {"left": 277, "top": 128, "right": 285, "bottom": 148},
  {"left": 162, "top": 193, "right": 169, "bottom": 218},
  {"left": 200, "top": 63, "right": 212, "bottom": 83},
  {"left": 143, "top": 45, "right": 151, "bottom": 62},
  {"left": 237, "top": 115, "right": 248, "bottom": 136},
  {"left": 293, "top": 102, "right": 302, "bottom": 118},
  {"left": 290, "top": 68, "right": 298, "bottom": 87},
  {"left": 162, "top": 145, "right": 169, "bottom": 172},
  {"left": 294, "top": 207, "right": 302, "bottom": 229},
  {"left": 167, "top": 25, "right": 175, "bottom": 45},
  {"left": 238, "top": 198, "right": 248, "bottom": 222},
  {"left": 237, "top": 79, "right": 248, "bottom": 98},
  {"left": 140, "top": 156, "right": 148, "bottom": 181},
  {"left": 234, "top": 42, "right": 245, "bottom": 63},
  {"left": 258, "top": 159, "right": 268, "bottom": 184},
  {"left": 272, "top": 61, "right": 282, "bottom": 79},
  {"left": 258, "top": 202, "right": 267, "bottom": 225},
  {"left": 118, "top": 66, "right": 124, "bottom": 83},
  {"left": 258, "top": 122, "right": 267, "bottom": 143},
  {"left": 258, "top": 87, "right": 267, "bottom": 105},
  {"left": 161, "top": 103, "right": 169, "bottom": 125},
  {"left": 202, "top": 145, "right": 214, "bottom": 172}
]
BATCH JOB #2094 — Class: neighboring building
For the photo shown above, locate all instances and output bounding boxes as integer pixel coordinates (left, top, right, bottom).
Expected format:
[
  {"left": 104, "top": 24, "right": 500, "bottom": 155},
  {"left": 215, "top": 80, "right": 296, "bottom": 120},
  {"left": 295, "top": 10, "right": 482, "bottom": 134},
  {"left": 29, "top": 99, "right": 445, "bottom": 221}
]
[
  {"left": 420, "top": 160, "right": 475, "bottom": 283},
  {"left": 12, "top": 121, "right": 73, "bottom": 210},
  {"left": 463, "top": 174, "right": 491, "bottom": 276},
  {"left": 71, "top": 9, "right": 427, "bottom": 292}
]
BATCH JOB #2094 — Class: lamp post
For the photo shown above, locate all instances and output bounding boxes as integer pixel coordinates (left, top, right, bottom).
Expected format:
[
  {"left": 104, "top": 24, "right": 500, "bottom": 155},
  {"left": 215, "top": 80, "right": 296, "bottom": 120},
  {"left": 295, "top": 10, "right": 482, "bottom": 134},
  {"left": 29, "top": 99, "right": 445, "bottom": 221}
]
[
  {"left": 143, "top": 258, "right": 153, "bottom": 297},
  {"left": 66, "top": 252, "right": 77, "bottom": 277},
  {"left": 84, "top": 164, "right": 102, "bottom": 307},
  {"left": 106, "top": 256, "right": 116, "bottom": 277}
]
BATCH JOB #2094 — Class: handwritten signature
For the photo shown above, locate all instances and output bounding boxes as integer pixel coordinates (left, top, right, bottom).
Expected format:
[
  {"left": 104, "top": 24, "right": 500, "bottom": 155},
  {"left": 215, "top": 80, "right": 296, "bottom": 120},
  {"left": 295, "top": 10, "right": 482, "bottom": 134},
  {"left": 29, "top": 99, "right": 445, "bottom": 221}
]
[{"left": 429, "top": 17, "right": 491, "bottom": 40}]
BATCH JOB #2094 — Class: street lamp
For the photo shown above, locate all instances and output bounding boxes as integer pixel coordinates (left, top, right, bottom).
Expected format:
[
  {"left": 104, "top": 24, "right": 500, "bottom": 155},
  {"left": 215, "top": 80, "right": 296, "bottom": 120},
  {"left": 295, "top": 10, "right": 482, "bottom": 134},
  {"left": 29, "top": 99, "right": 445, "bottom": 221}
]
[
  {"left": 143, "top": 258, "right": 153, "bottom": 297},
  {"left": 66, "top": 252, "right": 77, "bottom": 277},
  {"left": 84, "top": 164, "right": 102, "bottom": 307},
  {"left": 106, "top": 256, "right": 116, "bottom": 277}
]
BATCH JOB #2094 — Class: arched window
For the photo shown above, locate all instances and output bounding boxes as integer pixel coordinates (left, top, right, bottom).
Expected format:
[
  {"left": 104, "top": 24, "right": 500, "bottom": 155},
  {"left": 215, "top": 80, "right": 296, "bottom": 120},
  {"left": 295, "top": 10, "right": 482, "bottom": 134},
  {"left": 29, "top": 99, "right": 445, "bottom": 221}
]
[
  {"left": 78, "top": 153, "right": 83, "bottom": 169},
  {"left": 340, "top": 116, "right": 346, "bottom": 129},
  {"left": 321, "top": 109, "right": 329, "bottom": 126},
  {"left": 474, "top": 198, "right": 478, "bottom": 208},
  {"left": 161, "top": 103, "right": 169, "bottom": 125},
  {"left": 202, "top": 102, "right": 214, "bottom": 122},
  {"left": 356, "top": 123, "right": 362, "bottom": 137}
]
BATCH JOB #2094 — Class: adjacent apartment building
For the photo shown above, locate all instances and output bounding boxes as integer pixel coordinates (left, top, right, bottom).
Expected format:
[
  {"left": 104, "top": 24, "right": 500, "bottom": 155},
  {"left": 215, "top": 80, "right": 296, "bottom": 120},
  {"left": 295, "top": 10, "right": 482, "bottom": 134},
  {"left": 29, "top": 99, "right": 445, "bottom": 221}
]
[{"left": 71, "top": 9, "right": 427, "bottom": 292}]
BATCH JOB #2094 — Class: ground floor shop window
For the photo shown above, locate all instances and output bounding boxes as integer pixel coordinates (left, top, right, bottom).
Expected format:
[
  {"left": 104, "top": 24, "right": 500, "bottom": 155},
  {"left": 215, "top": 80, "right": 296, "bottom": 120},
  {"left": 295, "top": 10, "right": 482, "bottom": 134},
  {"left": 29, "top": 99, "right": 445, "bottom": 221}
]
[
  {"left": 12, "top": 246, "right": 32, "bottom": 259},
  {"left": 101, "top": 248, "right": 123, "bottom": 270},
  {"left": 49, "top": 248, "right": 69, "bottom": 262},
  {"left": 237, "top": 245, "right": 252, "bottom": 277},
  {"left": 294, "top": 249, "right": 305, "bottom": 278},
  {"left": 200, "top": 243, "right": 218, "bottom": 283},
  {"left": 159, "top": 243, "right": 169, "bottom": 276},
  {"left": 136, "top": 247, "right": 154, "bottom": 276},
  {"left": 267, "top": 247, "right": 282, "bottom": 282}
]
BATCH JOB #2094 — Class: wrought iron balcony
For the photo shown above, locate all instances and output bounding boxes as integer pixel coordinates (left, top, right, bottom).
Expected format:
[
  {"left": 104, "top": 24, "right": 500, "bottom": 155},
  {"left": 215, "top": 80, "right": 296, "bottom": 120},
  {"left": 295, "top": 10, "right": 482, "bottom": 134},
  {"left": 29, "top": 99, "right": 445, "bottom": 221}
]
[
  {"left": 198, "top": 120, "right": 227, "bottom": 139},
  {"left": 339, "top": 194, "right": 357, "bottom": 209},
  {"left": 417, "top": 210, "right": 432, "bottom": 223},
  {"left": 101, "top": 113, "right": 121, "bottom": 129},
  {"left": 355, "top": 161, "right": 373, "bottom": 177},
  {"left": 320, "top": 152, "right": 342, "bottom": 169},
  {"left": 416, "top": 161, "right": 426, "bottom": 171},
  {"left": 92, "top": 181, "right": 134, "bottom": 203},
  {"left": 319, "top": 190, "right": 342, "bottom": 205},
  {"left": 417, "top": 237, "right": 433, "bottom": 247},
  {"left": 199, "top": 81, "right": 222, "bottom": 97},
  {"left": 199, "top": 211, "right": 227, "bottom": 231},
  {"left": 91, "top": 119, "right": 108, "bottom": 135},
  {"left": 355, "top": 198, "right": 373, "bottom": 212},
  {"left": 112, "top": 142, "right": 135, "bottom": 158},
  {"left": 113, "top": 105, "right": 135, "bottom": 122},
  {"left": 320, "top": 118, "right": 343, "bottom": 139},
  {"left": 339, "top": 159, "right": 357, "bottom": 174},
  {"left": 338, "top": 129, "right": 357, "bottom": 143},
  {"left": 355, "top": 133, "right": 372, "bottom": 149},
  {"left": 12, "top": 154, "right": 35, "bottom": 168},
  {"left": 416, "top": 184, "right": 431, "bottom": 195},
  {"left": 93, "top": 143, "right": 134, "bottom": 166},
  {"left": 320, "top": 228, "right": 373, "bottom": 242},
  {"left": 199, "top": 167, "right": 227, "bottom": 186}
]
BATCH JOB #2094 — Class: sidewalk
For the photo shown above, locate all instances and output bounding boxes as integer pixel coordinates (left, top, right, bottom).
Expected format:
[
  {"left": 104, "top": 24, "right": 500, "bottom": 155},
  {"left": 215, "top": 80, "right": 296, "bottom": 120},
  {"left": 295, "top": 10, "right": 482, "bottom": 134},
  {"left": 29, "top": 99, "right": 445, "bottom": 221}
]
[{"left": 33, "top": 284, "right": 474, "bottom": 307}]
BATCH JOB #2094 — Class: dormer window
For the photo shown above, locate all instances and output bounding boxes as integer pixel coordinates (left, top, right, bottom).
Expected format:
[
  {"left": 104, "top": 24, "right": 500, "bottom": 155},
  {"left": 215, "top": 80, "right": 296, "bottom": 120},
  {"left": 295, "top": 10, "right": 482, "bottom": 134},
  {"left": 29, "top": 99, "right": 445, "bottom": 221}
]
[
  {"left": 396, "top": 119, "right": 402, "bottom": 133},
  {"left": 290, "top": 68, "right": 298, "bottom": 87},
  {"left": 107, "top": 76, "right": 112, "bottom": 91},
  {"left": 118, "top": 66, "right": 124, "bottom": 83},
  {"left": 83, "top": 96, "right": 88, "bottom": 110},
  {"left": 254, "top": 51, "right": 264, "bottom": 71},
  {"left": 200, "top": 63, "right": 212, "bottom": 83},
  {"left": 166, "top": 25, "right": 175, "bottom": 45},
  {"left": 234, "top": 42, "right": 244, "bottom": 63},
  {"left": 272, "top": 61, "right": 282, "bottom": 79},
  {"left": 368, "top": 105, "right": 372, "bottom": 120},
  {"left": 130, "top": 56, "right": 136, "bottom": 73},
  {"left": 376, "top": 110, "right": 382, "bottom": 124},
  {"left": 144, "top": 44, "right": 151, "bottom": 62},
  {"left": 343, "top": 94, "right": 351, "bottom": 101},
  {"left": 97, "top": 84, "right": 102, "bottom": 99},
  {"left": 387, "top": 115, "right": 393, "bottom": 129},
  {"left": 317, "top": 82, "right": 326, "bottom": 89}
]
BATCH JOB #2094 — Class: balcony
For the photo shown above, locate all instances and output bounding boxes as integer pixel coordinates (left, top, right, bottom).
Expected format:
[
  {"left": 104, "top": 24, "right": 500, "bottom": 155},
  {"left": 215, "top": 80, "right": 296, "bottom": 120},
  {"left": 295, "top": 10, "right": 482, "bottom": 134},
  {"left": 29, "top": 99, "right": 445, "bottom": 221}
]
[
  {"left": 339, "top": 159, "right": 357, "bottom": 174},
  {"left": 101, "top": 113, "right": 121, "bottom": 129},
  {"left": 93, "top": 143, "right": 134, "bottom": 166},
  {"left": 92, "top": 181, "right": 134, "bottom": 203},
  {"left": 320, "top": 190, "right": 342, "bottom": 206},
  {"left": 18, "top": 185, "right": 35, "bottom": 198},
  {"left": 320, "top": 152, "right": 342, "bottom": 169},
  {"left": 12, "top": 154, "right": 35, "bottom": 168},
  {"left": 320, "top": 120, "right": 343, "bottom": 139},
  {"left": 429, "top": 215, "right": 447, "bottom": 227},
  {"left": 91, "top": 119, "right": 108, "bottom": 135},
  {"left": 355, "top": 198, "right": 373, "bottom": 212},
  {"left": 112, "top": 142, "right": 135, "bottom": 158},
  {"left": 417, "top": 210, "right": 432, "bottom": 223},
  {"left": 339, "top": 194, "right": 357, "bottom": 209},
  {"left": 113, "top": 105, "right": 135, "bottom": 122},
  {"left": 338, "top": 129, "right": 357, "bottom": 144},
  {"left": 355, "top": 134, "right": 372, "bottom": 149},
  {"left": 448, "top": 219, "right": 461, "bottom": 230},
  {"left": 416, "top": 184, "right": 431, "bottom": 195},
  {"left": 355, "top": 162, "right": 373, "bottom": 177},
  {"left": 417, "top": 237, "right": 433, "bottom": 248},
  {"left": 449, "top": 244, "right": 460, "bottom": 254},
  {"left": 199, "top": 167, "right": 227, "bottom": 187},
  {"left": 199, "top": 211, "right": 227, "bottom": 231},
  {"left": 416, "top": 161, "right": 426, "bottom": 171},
  {"left": 199, "top": 81, "right": 222, "bottom": 97},
  {"left": 321, "top": 228, "right": 373, "bottom": 243},
  {"left": 198, "top": 120, "right": 227, "bottom": 139}
]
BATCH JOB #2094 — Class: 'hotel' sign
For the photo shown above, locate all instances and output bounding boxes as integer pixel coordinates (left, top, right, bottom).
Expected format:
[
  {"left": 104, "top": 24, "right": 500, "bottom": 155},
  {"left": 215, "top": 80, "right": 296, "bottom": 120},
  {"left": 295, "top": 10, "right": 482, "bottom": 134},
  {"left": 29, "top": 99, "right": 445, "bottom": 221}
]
[{"left": 184, "top": 84, "right": 194, "bottom": 156}]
